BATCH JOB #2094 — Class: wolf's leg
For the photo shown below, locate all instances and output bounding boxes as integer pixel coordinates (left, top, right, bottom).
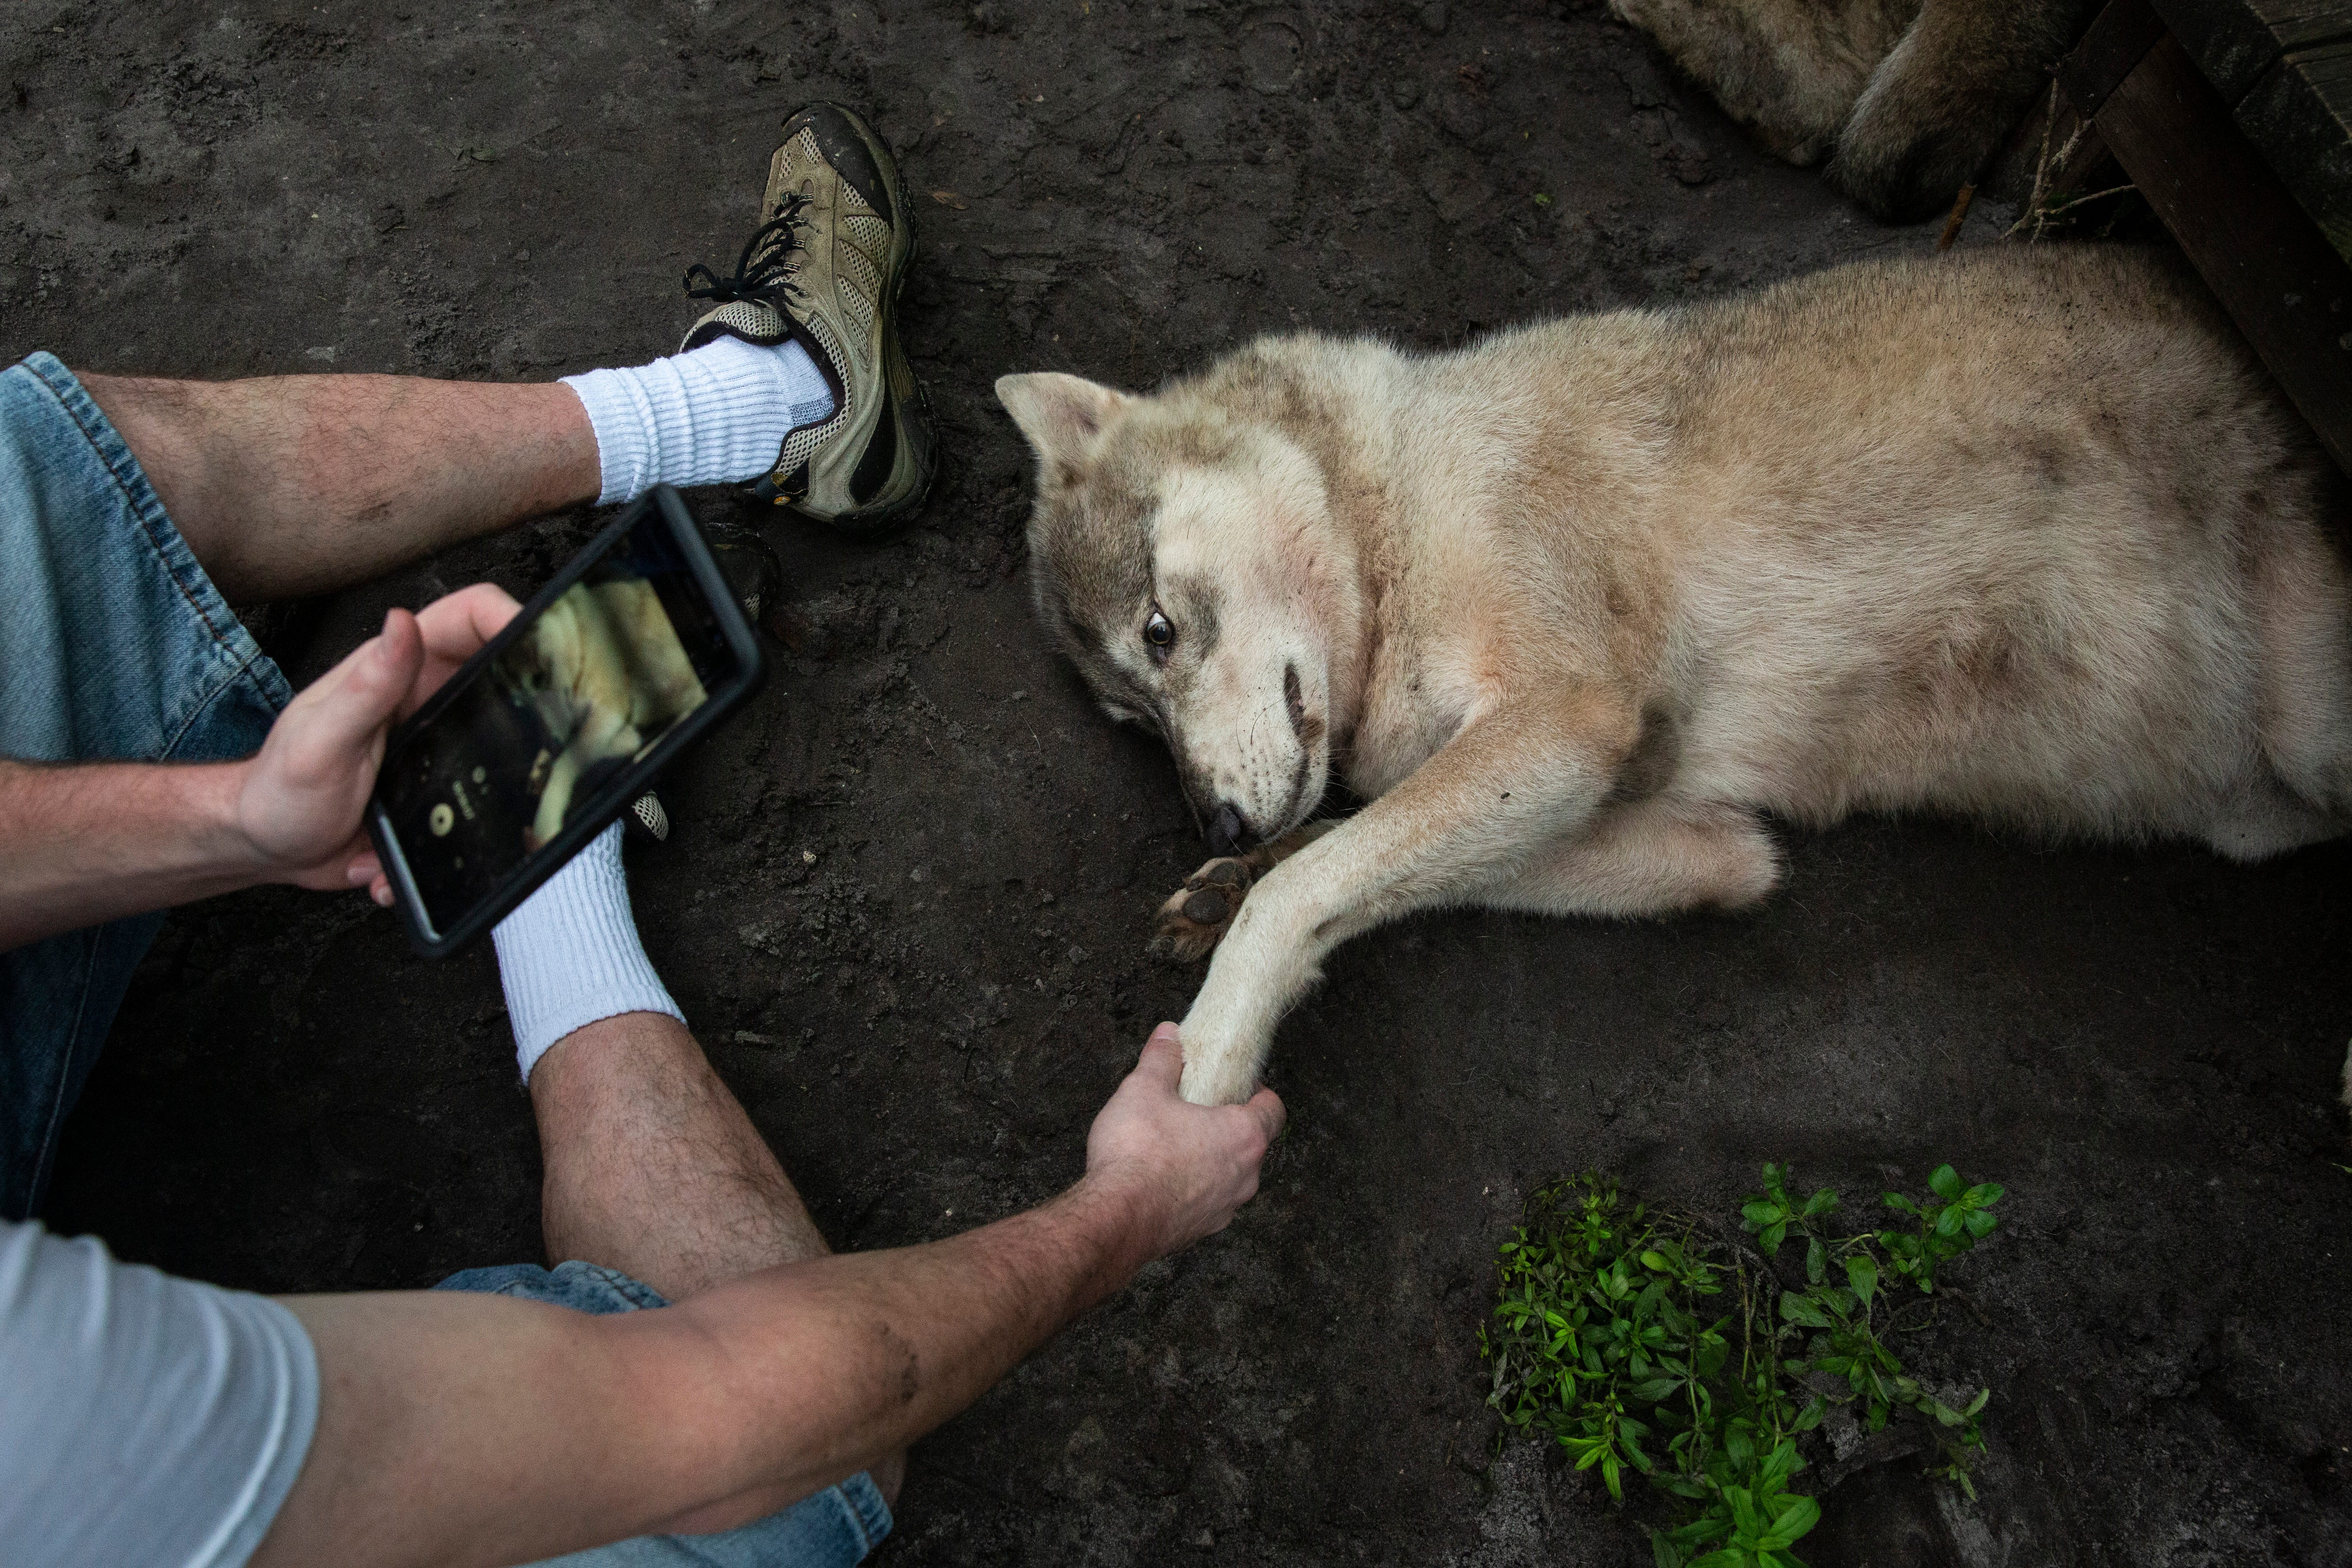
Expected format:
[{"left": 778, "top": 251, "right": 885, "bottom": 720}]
[
  {"left": 1611, "top": 0, "right": 1921, "bottom": 165},
  {"left": 2198, "top": 780, "right": 2345, "bottom": 862},
  {"left": 2250, "top": 517, "right": 2352, "bottom": 823},
  {"left": 1150, "top": 820, "right": 1341, "bottom": 963},
  {"left": 1474, "top": 800, "right": 1782, "bottom": 918},
  {"left": 1175, "top": 692, "right": 1639, "bottom": 1104},
  {"left": 2198, "top": 524, "right": 2352, "bottom": 859},
  {"left": 1826, "top": 0, "right": 2095, "bottom": 220}
]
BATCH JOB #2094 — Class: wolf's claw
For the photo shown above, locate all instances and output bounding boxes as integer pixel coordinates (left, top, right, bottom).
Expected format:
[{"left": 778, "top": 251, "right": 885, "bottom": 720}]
[{"left": 1151, "top": 856, "right": 1255, "bottom": 962}]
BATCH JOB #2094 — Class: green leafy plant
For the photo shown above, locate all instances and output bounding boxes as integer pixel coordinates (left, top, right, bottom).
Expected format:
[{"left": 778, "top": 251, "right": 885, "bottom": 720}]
[{"left": 1480, "top": 1162, "right": 2004, "bottom": 1566}]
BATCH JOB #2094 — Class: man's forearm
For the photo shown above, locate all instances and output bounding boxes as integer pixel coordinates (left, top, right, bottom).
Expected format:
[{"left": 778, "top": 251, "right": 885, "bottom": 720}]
[
  {"left": 642, "top": 1175, "right": 1157, "bottom": 1524},
  {"left": 264, "top": 1175, "right": 1162, "bottom": 1568},
  {"left": 0, "top": 759, "right": 266, "bottom": 949}
]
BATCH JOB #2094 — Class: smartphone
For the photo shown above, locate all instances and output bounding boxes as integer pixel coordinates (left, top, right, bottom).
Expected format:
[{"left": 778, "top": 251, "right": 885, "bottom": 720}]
[{"left": 367, "top": 485, "right": 765, "bottom": 958}]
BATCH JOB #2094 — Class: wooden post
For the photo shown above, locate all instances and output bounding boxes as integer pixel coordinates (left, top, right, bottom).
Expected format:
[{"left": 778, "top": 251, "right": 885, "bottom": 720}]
[{"left": 2069, "top": 1, "right": 2352, "bottom": 474}]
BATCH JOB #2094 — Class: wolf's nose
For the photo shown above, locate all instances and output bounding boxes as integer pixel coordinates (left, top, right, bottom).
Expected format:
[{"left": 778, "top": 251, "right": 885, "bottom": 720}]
[{"left": 1207, "top": 802, "right": 1248, "bottom": 858}]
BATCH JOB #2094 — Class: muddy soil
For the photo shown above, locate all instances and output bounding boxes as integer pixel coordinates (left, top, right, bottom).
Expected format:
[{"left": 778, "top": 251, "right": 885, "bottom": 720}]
[{"left": 8, "top": 1, "right": 2351, "bottom": 1564}]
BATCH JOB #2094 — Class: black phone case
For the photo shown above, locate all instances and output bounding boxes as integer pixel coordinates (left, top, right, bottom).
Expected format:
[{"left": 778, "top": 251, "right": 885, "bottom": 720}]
[{"left": 366, "top": 485, "right": 766, "bottom": 958}]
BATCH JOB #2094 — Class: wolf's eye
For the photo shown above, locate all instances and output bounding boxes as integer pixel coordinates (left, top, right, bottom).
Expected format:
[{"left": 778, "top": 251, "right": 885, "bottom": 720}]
[{"left": 1144, "top": 608, "right": 1175, "bottom": 661}]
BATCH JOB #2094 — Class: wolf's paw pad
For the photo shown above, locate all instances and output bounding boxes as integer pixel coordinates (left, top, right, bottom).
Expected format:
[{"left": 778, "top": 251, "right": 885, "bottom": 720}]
[{"left": 1149, "top": 858, "right": 1253, "bottom": 963}]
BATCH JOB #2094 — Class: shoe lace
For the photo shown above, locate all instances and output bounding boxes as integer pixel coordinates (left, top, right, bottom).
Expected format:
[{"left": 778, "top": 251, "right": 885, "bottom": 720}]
[{"left": 681, "top": 192, "right": 813, "bottom": 307}]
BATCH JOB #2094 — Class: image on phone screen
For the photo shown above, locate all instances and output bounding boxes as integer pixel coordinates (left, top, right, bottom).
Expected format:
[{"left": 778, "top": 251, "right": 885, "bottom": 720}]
[{"left": 374, "top": 508, "right": 741, "bottom": 939}]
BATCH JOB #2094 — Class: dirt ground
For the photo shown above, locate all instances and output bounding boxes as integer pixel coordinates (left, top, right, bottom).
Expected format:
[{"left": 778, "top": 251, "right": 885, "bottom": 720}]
[{"left": 8, "top": 1, "right": 2352, "bottom": 1563}]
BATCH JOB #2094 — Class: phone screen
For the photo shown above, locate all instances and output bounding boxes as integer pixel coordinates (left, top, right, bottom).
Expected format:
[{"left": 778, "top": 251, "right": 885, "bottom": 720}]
[{"left": 375, "top": 507, "right": 741, "bottom": 937}]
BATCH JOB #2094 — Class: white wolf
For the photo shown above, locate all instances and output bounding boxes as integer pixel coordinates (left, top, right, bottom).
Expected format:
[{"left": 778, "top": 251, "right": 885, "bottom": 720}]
[{"left": 999, "top": 246, "right": 2352, "bottom": 1108}]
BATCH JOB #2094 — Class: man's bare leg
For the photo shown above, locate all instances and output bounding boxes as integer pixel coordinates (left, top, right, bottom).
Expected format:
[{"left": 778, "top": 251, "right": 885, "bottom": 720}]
[
  {"left": 526, "top": 1011, "right": 906, "bottom": 1506},
  {"left": 80, "top": 372, "right": 599, "bottom": 606},
  {"left": 529, "top": 1013, "right": 823, "bottom": 1294}
]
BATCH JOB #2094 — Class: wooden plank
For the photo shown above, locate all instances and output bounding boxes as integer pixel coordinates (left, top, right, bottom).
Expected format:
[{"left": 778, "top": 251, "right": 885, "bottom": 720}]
[
  {"left": 2242, "top": 0, "right": 2352, "bottom": 50},
  {"left": 2094, "top": 31, "right": 2352, "bottom": 473},
  {"left": 2237, "top": 40, "right": 2352, "bottom": 260},
  {"left": 2094, "top": 30, "right": 2352, "bottom": 475},
  {"left": 2063, "top": 0, "right": 2168, "bottom": 113},
  {"left": 2151, "top": 0, "right": 2352, "bottom": 98},
  {"left": 2130, "top": 0, "right": 2352, "bottom": 263}
]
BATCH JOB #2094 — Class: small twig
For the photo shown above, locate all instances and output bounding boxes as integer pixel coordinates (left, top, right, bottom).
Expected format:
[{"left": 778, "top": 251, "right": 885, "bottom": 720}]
[
  {"left": 1936, "top": 183, "right": 1977, "bottom": 252},
  {"left": 2005, "top": 83, "right": 2059, "bottom": 241},
  {"left": 2049, "top": 111, "right": 2091, "bottom": 179},
  {"left": 2042, "top": 182, "right": 2135, "bottom": 219},
  {"left": 2006, "top": 81, "right": 2118, "bottom": 242}
]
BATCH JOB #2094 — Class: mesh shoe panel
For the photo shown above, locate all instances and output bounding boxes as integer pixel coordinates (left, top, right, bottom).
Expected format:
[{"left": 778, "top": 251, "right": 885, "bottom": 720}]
[
  {"left": 840, "top": 243, "right": 881, "bottom": 303},
  {"left": 840, "top": 282, "right": 875, "bottom": 340},
  {"left": 709, "top": 301, "right": 784, "bottom": 343}
]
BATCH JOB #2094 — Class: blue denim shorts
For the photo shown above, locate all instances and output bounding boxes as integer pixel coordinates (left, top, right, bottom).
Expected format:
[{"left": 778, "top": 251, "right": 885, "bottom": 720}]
[
  {"left": 0, "top": 351, "right": 292, "bottom": 1221},
  {"left": 436, "top": 1261, "right": 894, "bottom": 1567}
]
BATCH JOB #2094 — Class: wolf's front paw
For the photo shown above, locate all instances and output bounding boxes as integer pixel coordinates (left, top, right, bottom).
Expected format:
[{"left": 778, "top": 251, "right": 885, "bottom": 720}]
[
  {"left": 1826, "top": 107, "right": 1990, "bottom": 223},
  {"left": 1149, "top": 857, "right": 1255, "bottom": 963}
]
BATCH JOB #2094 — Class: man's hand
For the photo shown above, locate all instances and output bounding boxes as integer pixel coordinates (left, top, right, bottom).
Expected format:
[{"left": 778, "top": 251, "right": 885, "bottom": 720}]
[
  {"left": 1078, "top": 1022, "right": 1286, "bottom": 1262},
  {"left": 234, "top": 583, "right": 519, "bottom": 900},
  {"left": 0, "top": 583, "right": 519, "bottom": 953}
]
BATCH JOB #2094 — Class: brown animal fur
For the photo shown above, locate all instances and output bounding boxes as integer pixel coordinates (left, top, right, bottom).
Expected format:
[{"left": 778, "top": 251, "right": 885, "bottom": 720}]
[
  {"left": 1612, "top": 0, "right": 2098, "bottom": 221},
  {"left": 1000, "top": 246, "right": 2352, "bottom": 1106}
]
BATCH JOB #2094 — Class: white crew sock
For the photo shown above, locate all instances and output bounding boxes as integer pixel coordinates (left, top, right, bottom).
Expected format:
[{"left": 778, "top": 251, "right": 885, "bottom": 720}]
[
  {"left": 561, "top": 334, "right": 836, "bottom": 506},
  {"left": 491, "top": 823, "right": 685, "bottom": 1082}
]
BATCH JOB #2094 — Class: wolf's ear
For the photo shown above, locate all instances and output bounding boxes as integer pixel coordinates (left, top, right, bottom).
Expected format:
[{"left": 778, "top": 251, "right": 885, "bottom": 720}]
[{"left": 995, "top": 372, "right": 1132, "bottom": 473}]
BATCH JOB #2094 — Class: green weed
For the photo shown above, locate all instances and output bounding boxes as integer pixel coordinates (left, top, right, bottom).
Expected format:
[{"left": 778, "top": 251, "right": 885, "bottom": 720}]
[{"left": 1480, "top": 1162, "right": 2004, "bottom": 1567}]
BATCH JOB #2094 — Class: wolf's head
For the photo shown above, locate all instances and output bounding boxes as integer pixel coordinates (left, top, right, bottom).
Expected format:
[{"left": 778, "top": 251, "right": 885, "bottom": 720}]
[{"left": 997, "top": 370, "right": 1360, "bottom": 856}]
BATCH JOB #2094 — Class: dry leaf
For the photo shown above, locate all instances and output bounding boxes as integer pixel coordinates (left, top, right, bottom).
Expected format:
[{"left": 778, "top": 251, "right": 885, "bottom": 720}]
[{"left": 930, "top": 189, "right": 970, "bottom": 210}]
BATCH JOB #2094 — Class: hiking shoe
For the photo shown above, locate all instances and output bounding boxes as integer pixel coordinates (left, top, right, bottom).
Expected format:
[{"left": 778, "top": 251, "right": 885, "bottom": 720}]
[
  {"left": 625, "top": 790, "right": 671, "bottom": 844},
  {"left": 680, "top": 102, "right": 935, "bottom": 532}
]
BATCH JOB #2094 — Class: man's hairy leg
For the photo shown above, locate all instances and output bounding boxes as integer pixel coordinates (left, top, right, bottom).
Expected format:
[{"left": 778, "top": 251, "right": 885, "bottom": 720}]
[
  {"left": 528, "top": 1011, "right": 906, "bottom": 1506},
  {"left": 79, "top": 371, "right": 599, "bottom": 605},
  {"left": 531, "top": 1013, "right": 827, "bottom": 1297}
]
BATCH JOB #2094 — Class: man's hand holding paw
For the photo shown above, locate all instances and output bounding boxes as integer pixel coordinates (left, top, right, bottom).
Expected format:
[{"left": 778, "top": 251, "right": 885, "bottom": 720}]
[{"left": 1078, "top": 1022, "right": 1285, "bottom": 1263}]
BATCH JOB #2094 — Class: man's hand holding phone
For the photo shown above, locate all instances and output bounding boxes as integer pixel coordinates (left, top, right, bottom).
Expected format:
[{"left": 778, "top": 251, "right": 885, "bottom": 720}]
[
  {"left": 0, "top": 583, "right": 519, "bottom": 955},
  {"left": 367, "top": 488, "right": 763, "bottom": 956},
  {"left": 237, "top": 584, "right": 521, "bottom": 904},
  {"left": 2, "top": 488, "right": 753, "bottom": 957}
]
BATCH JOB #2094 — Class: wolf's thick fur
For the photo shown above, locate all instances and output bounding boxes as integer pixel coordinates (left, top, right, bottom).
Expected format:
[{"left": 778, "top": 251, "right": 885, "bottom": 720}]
[
  {"left": 1612, "top": 0, "right": 2095, "bottom": 221},
  {"left": 1000, "top": 246, "right": 2352, "bottom": 1107}
]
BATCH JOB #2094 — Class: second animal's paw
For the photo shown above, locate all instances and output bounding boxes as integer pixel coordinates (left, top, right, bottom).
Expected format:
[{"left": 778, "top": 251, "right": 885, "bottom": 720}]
[{"left": 1150, "top": 858, "right": 1255, "bottom": 963}]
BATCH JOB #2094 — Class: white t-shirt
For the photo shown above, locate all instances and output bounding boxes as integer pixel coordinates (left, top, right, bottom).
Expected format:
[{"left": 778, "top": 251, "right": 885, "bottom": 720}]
[{"left": 0, "top": 1219, "right": 318, "bottom": 1566}]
